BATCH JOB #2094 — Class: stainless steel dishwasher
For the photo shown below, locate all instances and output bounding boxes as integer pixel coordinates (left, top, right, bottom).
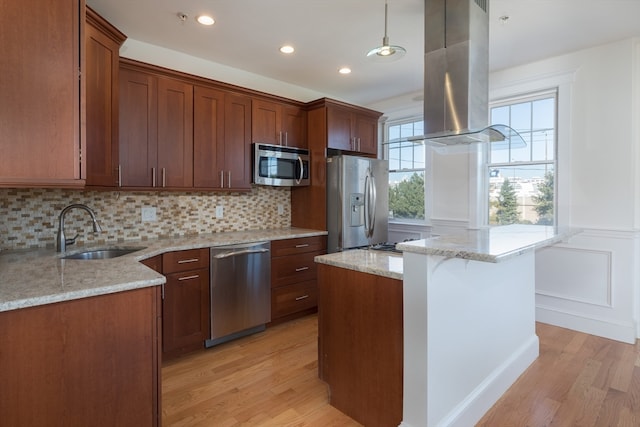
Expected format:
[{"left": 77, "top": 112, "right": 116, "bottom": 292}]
[{"left": 206, "top": 241, "right": 271, "bottom": 347}]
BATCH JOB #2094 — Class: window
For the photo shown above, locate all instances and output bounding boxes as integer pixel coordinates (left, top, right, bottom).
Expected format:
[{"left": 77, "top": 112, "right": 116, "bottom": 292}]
[
  {"left": 488, "top": 91, "right": 557, "bottom": 226},
  {"left": 383, "top": 119, "right": 426, "bottom": 222}
]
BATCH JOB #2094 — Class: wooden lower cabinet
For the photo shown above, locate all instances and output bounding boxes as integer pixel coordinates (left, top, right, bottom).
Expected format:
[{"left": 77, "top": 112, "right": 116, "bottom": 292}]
[
  {"left": 270, "top": 236, "right": 326, "bottom": 323},
  {"left": 161, "top": 248, "right": 210, "bottom": 358},
  {"left": 317, "top": 263, "right": 403, "bottom": 427},
  {"left": 0, "top": 287, "right": 162, "bottom": 427}
]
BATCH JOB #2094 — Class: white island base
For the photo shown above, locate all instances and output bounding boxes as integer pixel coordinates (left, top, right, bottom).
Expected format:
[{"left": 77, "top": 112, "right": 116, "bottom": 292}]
[{"left": 400, "top": 250, "right": 539, "bottom": 427}]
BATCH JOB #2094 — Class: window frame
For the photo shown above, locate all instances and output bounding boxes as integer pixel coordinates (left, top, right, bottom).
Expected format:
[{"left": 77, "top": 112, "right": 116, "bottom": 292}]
[
  {"left": 487, "top": 89, "right": 558, "bottom": 226},
  {"left": 383, "top": 117, "right": 428, "bottom": 225}
]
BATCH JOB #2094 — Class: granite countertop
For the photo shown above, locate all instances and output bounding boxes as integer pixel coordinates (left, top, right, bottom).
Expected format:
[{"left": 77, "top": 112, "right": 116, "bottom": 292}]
[
  {"left": 397, "top": 224, "right": 576, "bottom": 262},
  {"left": 314, "top": 249, "right": 403, "bottom": 280},
  {"left": 0, "top": 227, "right": 326, "bottom": 313}
]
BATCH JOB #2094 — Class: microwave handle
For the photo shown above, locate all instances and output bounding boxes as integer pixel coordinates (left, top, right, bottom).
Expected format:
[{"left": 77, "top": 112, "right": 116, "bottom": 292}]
[{"left": 296, "top": 156, "right": 304, "bottom": 185}]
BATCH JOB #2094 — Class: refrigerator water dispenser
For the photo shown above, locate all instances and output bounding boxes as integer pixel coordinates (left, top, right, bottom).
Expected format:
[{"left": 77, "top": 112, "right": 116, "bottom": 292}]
[{"left": 350, "top": 193, "right": 365, "bottom": 226}]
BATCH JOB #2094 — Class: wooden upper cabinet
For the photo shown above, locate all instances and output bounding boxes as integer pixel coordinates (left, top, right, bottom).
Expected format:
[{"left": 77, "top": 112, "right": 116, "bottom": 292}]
[
  {"left": 157, "top": 76, "right": 194, "bottom": 188},
  {"left": 252, "top": 99, "right": 307, "bottom": 148},
  {"left": 327, "top": 103, "right": 380, "bottom": 155},
  {"left": 194, "top": 87, "right": 252, "bottom": 190},
  {"left": 224, "top": 93, "right": 252, "bottom": 190},
  {"left": 85, "top": 7, "right": 126, "bottom": 187},
  {"left": 119, "top": 67, "right": 158, "bottom": 187},
  {"left": 193, "top": 86, "right": 225, "bottom": 188},
  {"left": 282, "top": 104, "right": 307, "bottom": 148},
  {"left": 327, "top": 105, "right": 354, "bottom": 152},
  {"left": 119, "top": 64, "right": 194, "bottom": 189},
  {"left": 0, "top": 0, "right": 83, "bottom": 188}
]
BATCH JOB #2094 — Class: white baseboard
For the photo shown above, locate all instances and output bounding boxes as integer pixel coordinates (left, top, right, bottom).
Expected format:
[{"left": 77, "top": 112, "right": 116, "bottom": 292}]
[{"left": 536, "top": 304, "right": 637, "bottom": 344}]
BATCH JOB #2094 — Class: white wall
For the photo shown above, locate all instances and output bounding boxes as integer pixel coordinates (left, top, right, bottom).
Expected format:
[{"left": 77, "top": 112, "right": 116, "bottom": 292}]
[{"left": 482, "top": 38, "right": 640, "bottom": 343}]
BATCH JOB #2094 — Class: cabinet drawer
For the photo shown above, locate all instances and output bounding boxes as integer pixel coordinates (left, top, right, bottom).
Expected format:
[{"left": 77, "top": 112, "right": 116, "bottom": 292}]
[
  {"left": 272, "top": 280, "right": 318, "bottom": 319},
  {"left": 162, "top": 248, "right": 209, "bottom": 274},
  {"left": 271, "top": 235, "right": 327, "bottom": 257},
  {"left": 271, "top": 251, "right": 321, "bottom": 287}
]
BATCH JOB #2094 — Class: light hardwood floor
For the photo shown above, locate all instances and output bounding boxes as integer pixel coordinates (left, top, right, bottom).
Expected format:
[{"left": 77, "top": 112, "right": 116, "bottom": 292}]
[{"left": 162, "top": 315, "right": 640, "bottom": 427}]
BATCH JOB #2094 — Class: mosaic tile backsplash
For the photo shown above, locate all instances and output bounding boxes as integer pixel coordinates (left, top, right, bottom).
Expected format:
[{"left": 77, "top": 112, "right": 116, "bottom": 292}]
[{"left": 0, "top": 187, "right": 291, "bottom": 251}]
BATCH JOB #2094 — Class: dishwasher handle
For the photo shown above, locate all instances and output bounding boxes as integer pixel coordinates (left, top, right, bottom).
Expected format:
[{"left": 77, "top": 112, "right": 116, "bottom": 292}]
[{"left": 213, "top": 247, "right": 269, "bottom": 259}]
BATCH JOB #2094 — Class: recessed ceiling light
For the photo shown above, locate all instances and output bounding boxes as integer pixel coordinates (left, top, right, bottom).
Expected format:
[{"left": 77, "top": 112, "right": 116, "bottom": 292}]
[
  {"left": 338, "top": 67, "right": 352, "bottom": 75},
  {"left": 279, "top": 45, "right": 295, "bottom": 54},
  {"left": 197, "top": 15, "right": 215, "bottom": 26}
]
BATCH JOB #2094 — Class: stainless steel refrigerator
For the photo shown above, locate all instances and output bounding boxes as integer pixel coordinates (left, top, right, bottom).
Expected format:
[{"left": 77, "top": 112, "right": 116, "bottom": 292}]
[{"left": 326, "top": 154, "right": 389, "bottom": 253}]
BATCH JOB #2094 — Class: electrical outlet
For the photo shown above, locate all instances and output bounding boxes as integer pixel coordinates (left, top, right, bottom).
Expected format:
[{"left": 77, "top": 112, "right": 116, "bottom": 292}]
[
  {"left": 141, "top": 206, "right": 157, "bottom": 222},
  {"left": 277, "top": 204, "right": 284, "bottom": 215},
  {"left": 215, "top": 205, "right": 224, "bottom": 219}
]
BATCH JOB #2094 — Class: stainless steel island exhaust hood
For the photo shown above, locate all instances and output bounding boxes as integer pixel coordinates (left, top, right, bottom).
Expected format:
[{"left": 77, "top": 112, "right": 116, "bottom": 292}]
[{"left": 418, "top": 0, "right": 523, "bottom": 148}]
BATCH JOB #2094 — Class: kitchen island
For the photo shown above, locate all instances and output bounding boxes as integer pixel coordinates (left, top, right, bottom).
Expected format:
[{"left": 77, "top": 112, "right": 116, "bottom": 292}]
[{"left": 315, "top": 224, "right": 574, "bottom": 427}]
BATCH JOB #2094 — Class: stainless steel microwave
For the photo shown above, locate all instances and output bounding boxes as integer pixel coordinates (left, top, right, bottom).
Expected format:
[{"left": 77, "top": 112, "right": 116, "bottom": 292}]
[{"left": 252, "top": 143, "right": 310, "bottom": 187}]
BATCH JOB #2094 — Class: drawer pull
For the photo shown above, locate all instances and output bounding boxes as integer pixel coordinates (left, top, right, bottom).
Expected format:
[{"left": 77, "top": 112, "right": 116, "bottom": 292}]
[
  {"left": 295, "top": 244, "right": 310, "bottom": 248},
  {"left": 295, "top": 266, "right": 310, "bottom": 272},
  {"left": 178, "top": 274, "right": 199, "bottom": 281},
  {"left": 177, "top": 258, "right": 199, "bottom": 264},
  {"left": 295, "top": 295, "right": 310, "bottom": 301}
]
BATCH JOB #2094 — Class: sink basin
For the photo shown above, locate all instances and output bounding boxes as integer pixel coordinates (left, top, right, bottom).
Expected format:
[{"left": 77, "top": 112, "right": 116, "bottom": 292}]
[{"left": 62, "top": 247, "right": 146, "bottom": 260}]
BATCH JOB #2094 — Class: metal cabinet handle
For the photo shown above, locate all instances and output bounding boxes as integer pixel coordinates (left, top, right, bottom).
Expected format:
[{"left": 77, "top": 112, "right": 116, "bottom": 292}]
[
  {"left": 177, "top": 258, "right": 199, "bottom": 264},
  {"left": 220, "top": 170, "right": 224, "bottom": 188},
  {"left": 227, "top": 171, "right": 231, "bottom": 188},
  {"left": 178, "top": 274, "right": 199, "bottom": 281},
  {"left": 162, "top": 168, "right": 166, "bottom": 187},
  {"left": 295, "top": 295, "right": 309, "bottom": 301},
  {"left": 284, "top": 132, "right": 288, "bottom": 147},
  {"left": 295, "top": 244, "right": 309, "bottom": 248},
  {"left": 117, "top": 165, "right": 122, "bottom": 187},
  {"left": 152, "top": 167, "right": 156, "bottom": 187},
  {"left": 213, "top": 248, "right": 270, "bottom": 259},
  {"left": 295, "top": 266, "right": 310, "bottom": 272}
]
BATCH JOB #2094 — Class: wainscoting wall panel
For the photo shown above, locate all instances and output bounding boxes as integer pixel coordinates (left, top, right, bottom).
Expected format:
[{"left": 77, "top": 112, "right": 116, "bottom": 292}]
[{"left": 534, "top": 228, "right": 638, "bottom": 343}]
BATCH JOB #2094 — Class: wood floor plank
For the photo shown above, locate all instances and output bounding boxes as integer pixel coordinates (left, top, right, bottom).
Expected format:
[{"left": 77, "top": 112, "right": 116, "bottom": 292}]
[{"left": 163, "top": 315, "right": 638, "bottom": 427}]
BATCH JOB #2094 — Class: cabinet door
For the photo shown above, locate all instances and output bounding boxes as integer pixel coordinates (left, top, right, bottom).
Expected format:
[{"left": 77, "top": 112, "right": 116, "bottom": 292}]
[
  {"left": 252, "top": 99, "right": 280, "bottom": 145},
  {"left": 157, "top": 77, "right": 193, "bottom": 188},
  {"left": 327, "top": 106, "right": 354, "bottom": 151},
  {"left": 282, "top": 105, "right": 307, "bottom": 148},
  {"left": 85, "top": 12, "right": 124, "bottom": 187},
  {"left": 224, "top": 93, "right": 252, "bottom": 190},
  {"left": 0, "top": 287, "right": 161, "bottom": 427},
  {"left": 0, "top": 0, "right": 82, "bottom": 187},
  {"left": 163, "top": 268, "right": 210, "bottom": 355},
  {"left": 194, "top": 85, "right": 226, "bottom": 188},
  {"left": 119, "top": 68, "right": 158, "bottom": 187},
  {"left": 355, "top": 114, "right": 378, "bottom": 155}
]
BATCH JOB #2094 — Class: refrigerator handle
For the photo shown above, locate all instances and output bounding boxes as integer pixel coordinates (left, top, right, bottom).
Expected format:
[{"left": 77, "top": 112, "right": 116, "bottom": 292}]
[
  {"left": 370, "top": 172, "right": 377, "bottom": 237},
  {"left": 364, "top": 169, "right": 377, "bottom": 239},
  {"left": 364, "top": 172, "right": 371, "bottom": 238}
]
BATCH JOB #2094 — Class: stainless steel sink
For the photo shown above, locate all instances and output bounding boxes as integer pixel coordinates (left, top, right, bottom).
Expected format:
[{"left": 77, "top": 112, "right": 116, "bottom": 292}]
[{"left": 61, "top": 247, "right": 146, "bottom": 260}]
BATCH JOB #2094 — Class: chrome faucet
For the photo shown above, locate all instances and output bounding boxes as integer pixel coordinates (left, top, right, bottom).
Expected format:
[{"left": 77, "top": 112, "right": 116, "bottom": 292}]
[{"left": 56, "top": 204, "right": 103, "bottom": 252}]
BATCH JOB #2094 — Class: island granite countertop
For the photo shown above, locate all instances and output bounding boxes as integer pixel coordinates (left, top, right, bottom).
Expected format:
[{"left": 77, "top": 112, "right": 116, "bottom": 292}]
[
  {"left": 0, "top": 227, "right": 326, "bottom": 313},
  {"left": 397, "top": 224, "right": 576, "bottom": 262},
  {"left": 314, "top": 225, "right": 577, "bottom": 279},
  {"left": 314, "top": 249, "right": 403, "bottom": 280}
]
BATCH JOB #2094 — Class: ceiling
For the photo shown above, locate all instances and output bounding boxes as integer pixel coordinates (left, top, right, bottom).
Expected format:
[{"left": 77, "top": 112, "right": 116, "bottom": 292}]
[{"left": 86, "top": 0, "right": 640, "bottom": 107}]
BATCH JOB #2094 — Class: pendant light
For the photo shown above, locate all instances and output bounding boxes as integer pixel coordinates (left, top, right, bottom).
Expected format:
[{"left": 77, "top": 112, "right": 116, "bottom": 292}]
[{"left": 366, "top": 0, "right": 406, "bottom": 62}]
